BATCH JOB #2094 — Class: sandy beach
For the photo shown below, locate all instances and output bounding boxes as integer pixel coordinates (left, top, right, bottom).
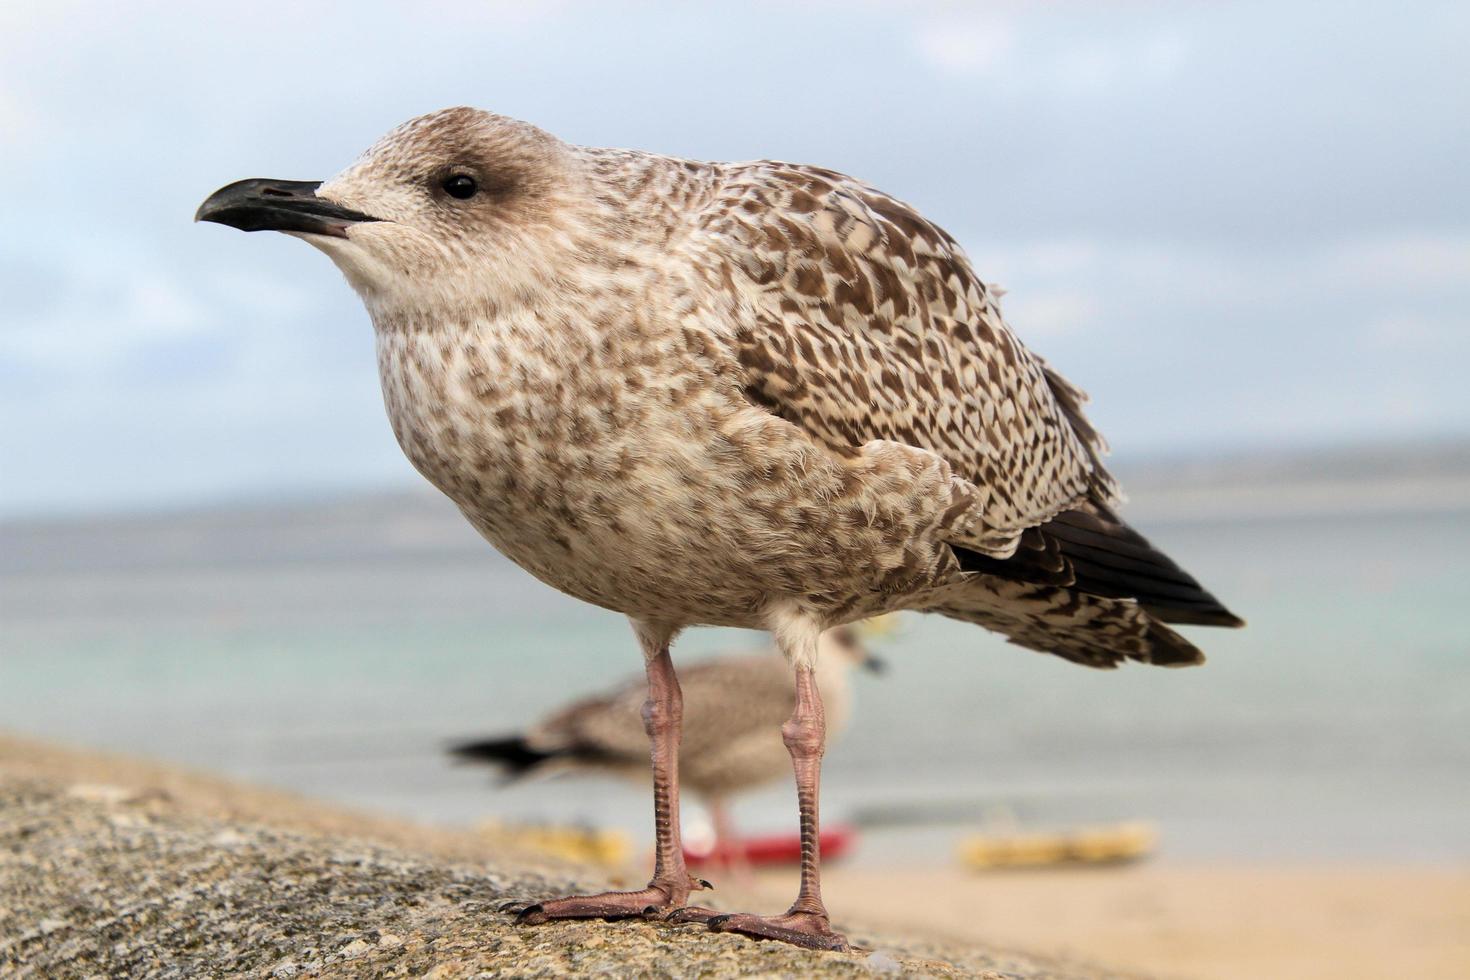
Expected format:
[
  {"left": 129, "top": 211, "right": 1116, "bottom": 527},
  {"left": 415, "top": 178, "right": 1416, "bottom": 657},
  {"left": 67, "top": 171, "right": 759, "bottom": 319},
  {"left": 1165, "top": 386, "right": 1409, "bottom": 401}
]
[
  {"left": 683, "top": 856, "right": 1470, "bottom": 979},
  {"left": 815, "top": 864, "right": 1470, "bottom": 980},
  {"left": 5, "top": 733, "right": 1466, "bottom": 978}
]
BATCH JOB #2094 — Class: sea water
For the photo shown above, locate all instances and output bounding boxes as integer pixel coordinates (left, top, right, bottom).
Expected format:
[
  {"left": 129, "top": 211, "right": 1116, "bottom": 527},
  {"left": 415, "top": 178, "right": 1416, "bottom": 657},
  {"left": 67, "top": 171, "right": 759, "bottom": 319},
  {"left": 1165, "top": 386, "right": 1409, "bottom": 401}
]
[{"left": 2, "top": 484, "right": 1466, "bottom": 865}]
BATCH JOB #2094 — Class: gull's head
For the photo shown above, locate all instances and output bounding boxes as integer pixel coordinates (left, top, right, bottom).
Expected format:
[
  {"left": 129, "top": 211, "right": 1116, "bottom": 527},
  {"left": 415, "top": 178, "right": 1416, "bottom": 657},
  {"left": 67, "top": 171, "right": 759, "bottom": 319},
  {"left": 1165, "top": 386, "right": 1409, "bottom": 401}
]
[
  {"left": 821, "top": 625, "right": 887, "bottom": 676},
  {"left": 196, "top": 107, "right": 577, "bottom": 318}
]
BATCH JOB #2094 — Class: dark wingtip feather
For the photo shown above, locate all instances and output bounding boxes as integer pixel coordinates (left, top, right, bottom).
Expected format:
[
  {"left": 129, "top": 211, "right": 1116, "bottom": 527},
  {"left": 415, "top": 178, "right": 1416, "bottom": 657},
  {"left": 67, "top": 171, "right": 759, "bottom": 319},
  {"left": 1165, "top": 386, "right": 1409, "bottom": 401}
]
[
  {"left": 953, "top": 503, "right": 1244, "bottom": 631},
  {"left": 1157, "top": 606, "right": 1246, "bottom": 629},
  {"left": 1144, "top": 620, "right": 1207, "bottom": 667}
]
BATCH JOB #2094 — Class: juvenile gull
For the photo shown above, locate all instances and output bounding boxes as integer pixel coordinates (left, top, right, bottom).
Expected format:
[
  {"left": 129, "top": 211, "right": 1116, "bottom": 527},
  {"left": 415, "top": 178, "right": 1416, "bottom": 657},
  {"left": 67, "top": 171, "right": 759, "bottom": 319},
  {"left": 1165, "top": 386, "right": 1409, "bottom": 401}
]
[
  {"left": 197, "top": 107, "right": 1242, "bottom": 951},
  {"left": 451, "top": 627, "right": 879, "bottom": 861}
]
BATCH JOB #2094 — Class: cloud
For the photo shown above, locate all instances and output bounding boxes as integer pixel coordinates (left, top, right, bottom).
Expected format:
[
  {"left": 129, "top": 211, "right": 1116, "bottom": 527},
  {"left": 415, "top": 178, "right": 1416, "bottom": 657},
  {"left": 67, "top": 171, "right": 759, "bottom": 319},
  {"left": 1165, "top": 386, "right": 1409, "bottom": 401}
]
[
  {"left": 0, "top": 0, "right": 1466, "bottom": 515},
  {"left": 912, "top": 8, "right": 1190, "bottom": 96},
  {"left": 949, "top": 228, "right": 1470, "bottom": 452},
  {"left": 1322, "top": 234, "right": 1470, "bottom": 289},
  {"left": 1359, "top": 313, "right": 1465, "bottom": 353},
  {"left": 0, "top": 255, "right": 211, "bottom": 370},
  {"left": 998, "top": 291, "right": 1101, "bottom": 339},
  {"left": 1044, "top": 30, "right": 1189, "bottom": 95},
  {"left": 913, "top": 14, "right": 1017, "bottom": 75},
  {"left": 0, "top": 91, "right": 34, "bottom": 146}
]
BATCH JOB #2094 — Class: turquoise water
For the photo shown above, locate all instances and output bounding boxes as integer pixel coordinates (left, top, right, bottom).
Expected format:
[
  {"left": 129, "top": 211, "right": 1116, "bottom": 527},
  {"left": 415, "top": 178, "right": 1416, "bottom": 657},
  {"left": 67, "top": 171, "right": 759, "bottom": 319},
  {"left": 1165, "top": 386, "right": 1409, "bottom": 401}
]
[{"left": 2, "top": 495, "right": 1467, "bottom": 865}]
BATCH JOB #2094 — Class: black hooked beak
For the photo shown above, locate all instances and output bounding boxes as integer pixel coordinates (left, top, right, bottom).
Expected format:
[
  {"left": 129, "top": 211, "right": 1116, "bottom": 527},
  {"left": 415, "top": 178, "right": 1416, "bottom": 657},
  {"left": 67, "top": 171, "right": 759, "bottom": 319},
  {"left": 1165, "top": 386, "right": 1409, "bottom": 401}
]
[{"left": 194, "top": 179, "right": 381, "bottom": 238}]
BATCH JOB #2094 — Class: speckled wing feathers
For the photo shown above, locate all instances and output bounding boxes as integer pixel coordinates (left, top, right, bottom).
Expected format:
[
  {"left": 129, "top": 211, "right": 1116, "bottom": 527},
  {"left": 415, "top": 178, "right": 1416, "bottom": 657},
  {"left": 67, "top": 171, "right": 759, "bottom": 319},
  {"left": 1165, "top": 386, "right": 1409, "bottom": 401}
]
[
  {"left": 691, "top": 160, "right": 1237, "bottom": 667},
  {"left": 700, "top": 163, "right": 1119, "bottom": 556}
]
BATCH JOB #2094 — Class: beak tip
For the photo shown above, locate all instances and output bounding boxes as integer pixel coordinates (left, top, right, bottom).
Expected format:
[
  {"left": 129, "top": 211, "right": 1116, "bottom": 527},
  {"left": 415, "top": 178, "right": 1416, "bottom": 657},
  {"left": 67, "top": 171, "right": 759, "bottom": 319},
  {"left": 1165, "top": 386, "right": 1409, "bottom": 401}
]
[
  {"left": 193, "top": 178, "right": 378, "bottom": 236},
  {"left": 193, "top": 199, "right": 227, "bottom": 228}
]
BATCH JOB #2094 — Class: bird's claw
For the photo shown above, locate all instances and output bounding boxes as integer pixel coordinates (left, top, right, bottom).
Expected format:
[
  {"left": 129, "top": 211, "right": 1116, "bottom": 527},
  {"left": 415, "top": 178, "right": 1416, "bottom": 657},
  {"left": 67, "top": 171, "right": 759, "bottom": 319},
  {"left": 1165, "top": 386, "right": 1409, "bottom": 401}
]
[
  {"left": 707, "top": 910, "right": 850, "bottom": 951},
  {"left": 514, "top": 902, "right": 549, "bottom": 924},
  {"left": 507, "top": 884, "right": 694, "bottom": 924}
]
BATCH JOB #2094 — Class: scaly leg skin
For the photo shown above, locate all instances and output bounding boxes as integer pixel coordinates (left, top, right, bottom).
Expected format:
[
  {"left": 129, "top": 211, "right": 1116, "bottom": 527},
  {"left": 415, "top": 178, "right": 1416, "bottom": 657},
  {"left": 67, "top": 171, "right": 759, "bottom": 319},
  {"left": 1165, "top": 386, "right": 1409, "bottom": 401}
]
[
  {"left": 708, "top": 658, "right": 850, "bottom": 952},
  {"left": 514, "top": 627, "right": 714, "bottom": 924},
  {"left": 665, "top": 797, "right": 745, "bottom": 925}
]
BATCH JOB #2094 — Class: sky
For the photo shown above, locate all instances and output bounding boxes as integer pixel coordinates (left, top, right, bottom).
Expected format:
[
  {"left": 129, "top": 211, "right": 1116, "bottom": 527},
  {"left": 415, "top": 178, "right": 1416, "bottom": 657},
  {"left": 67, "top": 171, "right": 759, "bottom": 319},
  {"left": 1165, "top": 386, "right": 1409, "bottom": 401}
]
[{"left": 1, "top": 0, "right": 1467, "bottom": 517}]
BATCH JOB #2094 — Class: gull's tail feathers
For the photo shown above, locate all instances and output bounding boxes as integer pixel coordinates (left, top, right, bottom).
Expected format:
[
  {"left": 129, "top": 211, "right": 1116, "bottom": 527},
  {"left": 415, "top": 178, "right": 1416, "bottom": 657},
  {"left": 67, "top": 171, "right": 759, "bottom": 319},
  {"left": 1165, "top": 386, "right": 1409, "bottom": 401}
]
[
  {"left": 934, "top": 575, "right": 1208, "bottom": 669},
  {"left": 953, "top": 501, "right": 1244, "bottom": 629},
  {"left": 448, "top": 736, "right": 557, "bottom": 783}
]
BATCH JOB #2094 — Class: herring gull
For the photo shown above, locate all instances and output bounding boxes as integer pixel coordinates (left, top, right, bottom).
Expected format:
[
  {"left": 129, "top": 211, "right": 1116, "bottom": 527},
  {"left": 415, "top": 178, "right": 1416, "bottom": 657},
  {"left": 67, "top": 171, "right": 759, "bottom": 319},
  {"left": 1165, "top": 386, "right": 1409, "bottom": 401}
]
[
  {"left": 451, "top": 626, "right": 879, "bottom": 864},
  {"left": 197, "top": 107, "right": 1242, "bottom": 951}
]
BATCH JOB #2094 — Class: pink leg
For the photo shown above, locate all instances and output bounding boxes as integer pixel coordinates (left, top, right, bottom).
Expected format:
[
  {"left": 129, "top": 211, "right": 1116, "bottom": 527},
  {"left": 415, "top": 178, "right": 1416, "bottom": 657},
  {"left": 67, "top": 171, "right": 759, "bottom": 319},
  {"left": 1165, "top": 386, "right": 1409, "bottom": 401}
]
[
  {"left": 515, "top": 630, "right": 712, "bottom": 924},
  {"left": 707, "top": 665, "right": 848, "bottom": 950}
]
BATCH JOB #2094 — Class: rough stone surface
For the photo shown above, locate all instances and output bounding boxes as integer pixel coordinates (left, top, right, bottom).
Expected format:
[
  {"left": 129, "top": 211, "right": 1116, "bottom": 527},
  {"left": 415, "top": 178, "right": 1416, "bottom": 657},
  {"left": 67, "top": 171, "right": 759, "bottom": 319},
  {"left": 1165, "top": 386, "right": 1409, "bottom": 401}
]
[{"left": 0, "top": 736, "right": 1129, "bottom": 978}]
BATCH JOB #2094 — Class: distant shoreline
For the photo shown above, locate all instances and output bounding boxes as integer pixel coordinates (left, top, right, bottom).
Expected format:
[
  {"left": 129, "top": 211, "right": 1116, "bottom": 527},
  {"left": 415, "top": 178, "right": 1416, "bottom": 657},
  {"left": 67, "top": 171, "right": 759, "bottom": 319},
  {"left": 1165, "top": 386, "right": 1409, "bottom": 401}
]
[
  {"left": 3, "top": 437, "right": 1468, "bottom": 528},
  {"left": 1125, "top": 472, "right": 1470, "bottom": 523}
]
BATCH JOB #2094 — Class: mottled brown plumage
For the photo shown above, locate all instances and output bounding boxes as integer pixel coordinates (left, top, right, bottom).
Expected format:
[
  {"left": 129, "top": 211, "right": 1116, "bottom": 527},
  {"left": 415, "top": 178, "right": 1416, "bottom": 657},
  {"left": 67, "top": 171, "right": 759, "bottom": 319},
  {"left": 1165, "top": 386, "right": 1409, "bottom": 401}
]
[
  {"left": 283, "top": 107, "right": 1237, "bottom": 669},
  {"left": 198, "top": 106, "right": 1241, "bottom": 951}
]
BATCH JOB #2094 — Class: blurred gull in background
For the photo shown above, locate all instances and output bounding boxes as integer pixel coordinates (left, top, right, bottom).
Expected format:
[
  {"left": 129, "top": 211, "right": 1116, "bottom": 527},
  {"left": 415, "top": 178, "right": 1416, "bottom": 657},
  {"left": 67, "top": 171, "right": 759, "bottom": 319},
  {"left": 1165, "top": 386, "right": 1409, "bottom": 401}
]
[{"left": 451, "top": 625, "right": 883, "bottom": 868}]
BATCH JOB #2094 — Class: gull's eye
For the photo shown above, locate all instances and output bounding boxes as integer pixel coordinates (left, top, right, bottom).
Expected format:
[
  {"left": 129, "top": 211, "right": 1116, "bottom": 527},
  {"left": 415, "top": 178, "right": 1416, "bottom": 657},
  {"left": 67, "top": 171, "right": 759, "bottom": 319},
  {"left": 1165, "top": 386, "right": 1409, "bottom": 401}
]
[{"left": 442, "top": 174, "right": 478, "bottom": 200}]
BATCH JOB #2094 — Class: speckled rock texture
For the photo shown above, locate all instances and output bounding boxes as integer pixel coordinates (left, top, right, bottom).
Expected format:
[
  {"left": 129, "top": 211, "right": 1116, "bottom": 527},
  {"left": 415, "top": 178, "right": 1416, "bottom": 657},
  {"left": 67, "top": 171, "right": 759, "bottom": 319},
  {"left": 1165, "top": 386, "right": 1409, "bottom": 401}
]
[{"left": 0, "top": 736, "right": 1127, "bottom": 978}]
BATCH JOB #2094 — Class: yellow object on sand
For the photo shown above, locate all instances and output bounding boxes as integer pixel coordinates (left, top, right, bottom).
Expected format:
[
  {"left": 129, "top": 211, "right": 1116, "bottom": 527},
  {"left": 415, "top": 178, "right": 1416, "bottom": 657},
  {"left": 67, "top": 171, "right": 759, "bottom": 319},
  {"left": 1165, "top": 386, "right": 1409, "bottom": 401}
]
[
  {"left": 958, "top": 821, "right": 1157, "bottom": 869},
  {"left": 477, "top": 821, "right": 633, "bottom": 868}
]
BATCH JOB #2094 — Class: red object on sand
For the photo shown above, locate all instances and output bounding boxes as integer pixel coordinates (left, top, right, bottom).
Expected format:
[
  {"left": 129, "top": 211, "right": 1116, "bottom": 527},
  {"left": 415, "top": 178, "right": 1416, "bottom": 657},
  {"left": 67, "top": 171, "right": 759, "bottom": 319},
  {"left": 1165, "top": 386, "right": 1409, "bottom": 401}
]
[{"left": 685, "top": 824, "right": 857, "bottom": 866}]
